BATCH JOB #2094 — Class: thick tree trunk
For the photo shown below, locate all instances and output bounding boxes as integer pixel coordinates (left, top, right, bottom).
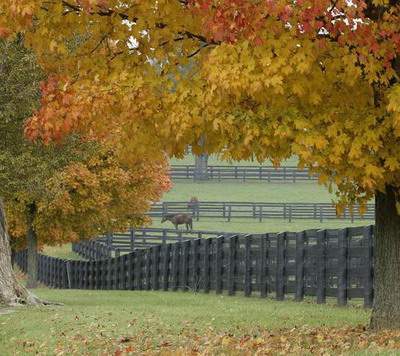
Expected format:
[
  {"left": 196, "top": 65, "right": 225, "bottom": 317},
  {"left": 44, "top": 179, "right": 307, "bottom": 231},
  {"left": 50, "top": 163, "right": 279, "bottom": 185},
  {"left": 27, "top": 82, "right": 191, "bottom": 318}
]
[
  {"left": 0, "top": 199, "right": 41, "bottom": 306},
  {"left": 370, "top": 186, "right": 400, "bottom": 329},
  {"left": 26, "top": 209, "right": 38, "bottom": 289},
  {"left": 194, "top": 153, "right": 209, "bottom": 181}
]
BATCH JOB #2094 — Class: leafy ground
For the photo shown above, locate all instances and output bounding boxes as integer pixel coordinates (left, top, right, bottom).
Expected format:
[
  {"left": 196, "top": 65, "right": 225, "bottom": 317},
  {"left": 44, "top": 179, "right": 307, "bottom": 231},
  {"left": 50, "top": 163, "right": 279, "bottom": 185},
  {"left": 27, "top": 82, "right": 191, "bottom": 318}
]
[
  {"left": 0, "top": 288, "right": 373, "bottom": 355},
  {"left": 0, "top": 288, "right": 399, "bottom": 355}
]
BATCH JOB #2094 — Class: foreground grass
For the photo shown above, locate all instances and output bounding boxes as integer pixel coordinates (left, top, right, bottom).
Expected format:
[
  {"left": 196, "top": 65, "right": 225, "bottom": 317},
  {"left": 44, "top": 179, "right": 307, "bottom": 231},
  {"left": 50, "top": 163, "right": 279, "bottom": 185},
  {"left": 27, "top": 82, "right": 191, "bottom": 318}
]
[{"left": 0, "top": 289, "right": 371, "bottom": 355}]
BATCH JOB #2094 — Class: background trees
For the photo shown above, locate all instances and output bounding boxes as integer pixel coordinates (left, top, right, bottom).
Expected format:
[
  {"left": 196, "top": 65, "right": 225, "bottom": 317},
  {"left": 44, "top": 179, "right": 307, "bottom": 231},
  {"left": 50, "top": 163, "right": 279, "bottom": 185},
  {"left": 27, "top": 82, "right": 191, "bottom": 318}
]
[
  {"left": 1, "top": 0, "right": 400, "bottom": 328},
  {"left": 0, "top": 37, "right": 171, "bottom": 295}
]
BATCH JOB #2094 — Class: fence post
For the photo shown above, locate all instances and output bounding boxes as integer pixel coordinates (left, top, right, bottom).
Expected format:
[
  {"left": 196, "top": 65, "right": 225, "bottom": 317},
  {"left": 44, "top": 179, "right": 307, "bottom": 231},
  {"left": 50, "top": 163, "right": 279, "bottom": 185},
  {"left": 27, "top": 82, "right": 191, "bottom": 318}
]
[
  {"left": 316, "top": 230, "right": 327, "bottom": 304},
  {"left": 127, "top": 252, "right": 134, "bottom": 290},
  {"left": 363, "top": 225, "right": 374, "bottom": 308},
  {"left": 202, "top": 238, "right": 211, "bottom": 293},
  {"left": 107, "top": 257, "right": 113, "bottom": 290},
  {"left": 162, "top": 201, "right": 167, "bottom": 217},
  {"left": 162, "top": 244, "right": 171, "bottom": 291},
  {"left": 136, "top": 249, "right": 143, "bottom": 290},
  {"left": 319, "top": 206, "right": 323, "bottom": 223},
  {"left": 152, "top": 245, "right": 160, "bottom": 291},
  {"left": 100, "top": 259, "right": 106, "bottom": 290},
  {"left": 228, "top": 235, "right": 238, "bottom": 296},
  {"left": 289, "top": 206, "right": 292, "bottom": 223},
  {"left": 337, "top": 228, "right": 348, "bottom": 306},
  {"left": 107, "top": 232, "right": 113, "bottom": 247},
  {"left": 120, "top": 254, "right": 126, "bottom": 290},
  {"left": 228, "top": 205, "right": 232, "bottom": 222},
  {"left": 145, "top": 248, "right": 152, "bottom": 290},
  {"left": 181, "top": 240, "right": 190, "bottom": 291},
  {"left": 171, "top": 242, "right": 181, "bottom": 291},
  {"left": 295, "top": 231, "right": 305, "bottom": 301},
  {"left": 259, "top": 206, "right": 263, "bottom": 222},
  {"left": 130, "top": 229, "right": 135, "bottom": 251},
  {"left": 191, "top": 239, "right": 201, "bottom": 292},
  {"left": 244, "top": 235, "right": 252, "bottom": 297},
  {"left": 215, "top": 236, "right": 224, "bottom": 294},
  {"left": 276, "top": 233, "right": 285, "bottom": 301},
  {"left": 259, "top": 234, "right": 268, "bottom": 298}
]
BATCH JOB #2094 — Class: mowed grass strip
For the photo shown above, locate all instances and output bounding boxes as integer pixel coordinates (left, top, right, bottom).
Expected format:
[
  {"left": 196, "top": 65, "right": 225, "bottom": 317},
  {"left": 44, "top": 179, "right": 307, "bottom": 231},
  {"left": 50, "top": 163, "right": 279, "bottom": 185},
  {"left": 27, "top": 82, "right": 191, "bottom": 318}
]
[
  {"left": 164, "top": 181, "right": 338, "bottom": 202},
  {"left": 0, "top": 289, "right": 370, "bottom": 355},
  {"left": 151, "top": 217, "right": 370, "bottom": 234}
]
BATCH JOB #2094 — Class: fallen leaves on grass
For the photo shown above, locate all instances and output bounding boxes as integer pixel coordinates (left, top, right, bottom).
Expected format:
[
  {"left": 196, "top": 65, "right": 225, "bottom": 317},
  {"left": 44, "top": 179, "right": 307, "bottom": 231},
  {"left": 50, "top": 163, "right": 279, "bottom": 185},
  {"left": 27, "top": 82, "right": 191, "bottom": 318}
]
[{"left": 24, "top": 325, "right": 397, "bottom": 355}]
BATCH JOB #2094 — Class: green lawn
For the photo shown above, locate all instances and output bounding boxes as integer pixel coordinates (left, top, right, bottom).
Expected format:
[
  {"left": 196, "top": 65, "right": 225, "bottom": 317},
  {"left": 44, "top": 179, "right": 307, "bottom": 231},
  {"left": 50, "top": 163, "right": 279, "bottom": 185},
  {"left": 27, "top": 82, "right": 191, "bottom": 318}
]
[
  {"left": 42, "top": 243, "right": 85, "bottom": 260},
  {"left": 0, "top": 289, "right": 370, "bottom": 355},
  {"left": 164, "top": 181, "right": 336, "bottom": 202},
  {"left": 151, "top": 218, "right": 370, "bottom": 234}
]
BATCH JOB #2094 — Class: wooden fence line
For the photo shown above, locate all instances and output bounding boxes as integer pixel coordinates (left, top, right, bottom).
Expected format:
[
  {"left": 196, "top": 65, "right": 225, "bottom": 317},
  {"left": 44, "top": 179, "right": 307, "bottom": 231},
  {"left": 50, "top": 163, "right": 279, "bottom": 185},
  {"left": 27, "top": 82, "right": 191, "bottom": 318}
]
[
  {"left": 15, "top": 225, "right": 375, "bottom": 308},
  {"left": 150, "top": 201, "right": 375, "bottom": 222},
  {"left": 170, "top": 165, "right": 318, "bottom": 182},
  {"left": 72, "top": 228, "right": 239, "bottom": 259}
]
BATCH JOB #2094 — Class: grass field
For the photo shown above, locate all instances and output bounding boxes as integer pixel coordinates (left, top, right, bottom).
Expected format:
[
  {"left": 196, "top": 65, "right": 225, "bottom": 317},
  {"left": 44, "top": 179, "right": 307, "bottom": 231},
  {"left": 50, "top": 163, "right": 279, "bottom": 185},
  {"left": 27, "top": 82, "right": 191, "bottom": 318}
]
[
  {"left": 0, "top": 288, "right": 371, "bottom": 355},
  {"left": 151, "top": 180, "right": 372, "bottom": 233},
  {"left": 163, "top": 181, "right": 336, "bottom": 202}
]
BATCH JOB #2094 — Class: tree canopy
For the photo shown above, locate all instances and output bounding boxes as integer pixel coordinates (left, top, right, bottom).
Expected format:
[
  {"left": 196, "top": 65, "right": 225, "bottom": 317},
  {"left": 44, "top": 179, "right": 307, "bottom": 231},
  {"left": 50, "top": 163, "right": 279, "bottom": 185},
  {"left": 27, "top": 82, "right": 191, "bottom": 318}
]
[
  {"left": 0, "top": 37, "right": 171, "bottom": 249},
  {"left": 2, "top": 0, "right": 400, "bottom": 328},
  {"left": 1, "top": 1, "right": 399, "bottom": 210}
]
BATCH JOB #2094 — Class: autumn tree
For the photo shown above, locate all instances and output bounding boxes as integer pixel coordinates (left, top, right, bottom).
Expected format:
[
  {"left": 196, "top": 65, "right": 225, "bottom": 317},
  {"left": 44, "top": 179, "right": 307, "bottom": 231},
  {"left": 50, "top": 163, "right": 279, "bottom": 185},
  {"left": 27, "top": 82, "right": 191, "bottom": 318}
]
[
  {"left": 1, "top": 0, "right": 400, "bottom": 329},
  {"left": 0, "top": 37, "right": 171, "bottom": 301}
]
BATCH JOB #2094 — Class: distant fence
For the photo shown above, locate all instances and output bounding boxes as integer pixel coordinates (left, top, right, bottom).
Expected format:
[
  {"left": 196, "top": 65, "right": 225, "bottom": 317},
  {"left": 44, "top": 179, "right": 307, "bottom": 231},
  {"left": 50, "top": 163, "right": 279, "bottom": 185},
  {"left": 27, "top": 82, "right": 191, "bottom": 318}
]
[
  {"left": 72, "top": 228, "right": 239, "bottom": 259},
  {"left": 15, "top": 225, "right": 374, "bottom": 307},
  {"left": 170, "top": 165, "right": 318, "bottom": 182},
  {"left": 150, "top": 201, "right": 375, "bottom": 222}
]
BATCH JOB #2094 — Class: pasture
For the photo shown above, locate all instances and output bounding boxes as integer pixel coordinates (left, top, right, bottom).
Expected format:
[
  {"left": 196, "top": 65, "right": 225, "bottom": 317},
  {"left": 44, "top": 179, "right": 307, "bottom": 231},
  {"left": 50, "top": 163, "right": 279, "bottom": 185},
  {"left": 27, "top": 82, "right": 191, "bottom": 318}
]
[
  {"left": 0, "top": 288, "right": 372, "bottom": 355},
  {"left": 5, "top": 155, "right": 384, "bottom": 355}
]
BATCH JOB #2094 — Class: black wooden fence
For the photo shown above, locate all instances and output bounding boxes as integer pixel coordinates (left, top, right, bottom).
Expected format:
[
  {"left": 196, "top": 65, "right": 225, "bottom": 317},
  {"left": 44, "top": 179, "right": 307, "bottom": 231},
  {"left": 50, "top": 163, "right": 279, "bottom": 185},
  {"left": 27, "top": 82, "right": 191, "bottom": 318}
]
[
  {"left": 15, "top": 225, "right": 374, "bottom": 307},
  {"left": 170, "top": 165, "right": 318, "bottom": 182},
  {"left": 150, "top": 201, "right": 375, "bottom": 222},
  {"left": 72, "top": 228, "right": 239, "bottom": 259}
]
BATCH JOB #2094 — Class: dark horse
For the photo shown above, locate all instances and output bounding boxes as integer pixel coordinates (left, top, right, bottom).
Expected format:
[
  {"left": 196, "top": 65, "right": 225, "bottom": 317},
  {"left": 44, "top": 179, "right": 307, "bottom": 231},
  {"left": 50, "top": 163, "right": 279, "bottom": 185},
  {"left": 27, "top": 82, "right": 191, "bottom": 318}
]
[{"left": 161, "top": 213, "right": 193, "bottom": 231}]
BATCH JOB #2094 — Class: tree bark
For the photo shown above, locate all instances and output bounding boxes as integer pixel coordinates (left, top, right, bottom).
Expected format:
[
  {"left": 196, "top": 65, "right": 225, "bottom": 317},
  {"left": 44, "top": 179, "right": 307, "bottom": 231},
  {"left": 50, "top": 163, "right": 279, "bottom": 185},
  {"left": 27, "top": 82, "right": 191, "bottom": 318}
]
[
  {"left": 26, "top": 207, "right": 38, "bottom": 289},
  {"left": 370, "top": 185, "right": 400, "bottom": 329},
  {"left": 0, "top": 199, "right": 41, "bottom": 306},
  {"left": 194, "top": 153, "right": 209, "bottom": 181}
]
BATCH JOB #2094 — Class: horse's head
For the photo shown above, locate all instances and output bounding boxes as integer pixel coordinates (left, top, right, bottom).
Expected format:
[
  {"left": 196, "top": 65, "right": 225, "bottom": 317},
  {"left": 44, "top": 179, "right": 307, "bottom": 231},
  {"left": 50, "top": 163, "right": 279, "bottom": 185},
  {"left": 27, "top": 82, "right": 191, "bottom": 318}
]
[{"left": 161, "top": 214, "right": 171, "bottom": 223}]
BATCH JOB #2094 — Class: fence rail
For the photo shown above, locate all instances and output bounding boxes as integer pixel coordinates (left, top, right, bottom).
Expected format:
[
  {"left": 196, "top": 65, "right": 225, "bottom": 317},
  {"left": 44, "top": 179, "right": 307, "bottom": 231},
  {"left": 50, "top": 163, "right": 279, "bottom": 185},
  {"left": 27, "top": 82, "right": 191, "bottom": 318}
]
[
  {"left": 15, "top": 225, "right": 375, "bottom": 308},
  {"left": 150, "top": 201, "right": 375, "bottom": 222},
  {"left": 72, "top": 228, "right": 239, "bottom": 259},
  {"left": 170, "top": 165, "right": 318, "bottom": 182}
]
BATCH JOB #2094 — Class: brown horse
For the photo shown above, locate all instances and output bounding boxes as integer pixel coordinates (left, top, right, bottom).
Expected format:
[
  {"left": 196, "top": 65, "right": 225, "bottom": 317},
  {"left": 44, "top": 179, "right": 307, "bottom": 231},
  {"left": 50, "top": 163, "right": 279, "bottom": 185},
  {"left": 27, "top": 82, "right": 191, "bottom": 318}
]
[{"left": 161, "top": 213, "right": 193, "bottom": 231}]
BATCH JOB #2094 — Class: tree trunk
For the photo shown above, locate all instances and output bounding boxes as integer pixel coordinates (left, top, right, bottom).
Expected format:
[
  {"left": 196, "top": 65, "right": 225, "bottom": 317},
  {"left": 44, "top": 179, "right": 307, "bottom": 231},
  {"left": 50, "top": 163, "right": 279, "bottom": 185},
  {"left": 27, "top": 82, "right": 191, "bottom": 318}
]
[
  {"left": 370, "top": 185, "right": 400, "bottom": 329},
  {"left": 26, "top": 209, "right": 38, "bottom": 289},
  {"left": 0, "top": 199, "right": 41, "bottom": 306},
  {"left": 194, "top": 153, "right": 209, "bottom": 181}
]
